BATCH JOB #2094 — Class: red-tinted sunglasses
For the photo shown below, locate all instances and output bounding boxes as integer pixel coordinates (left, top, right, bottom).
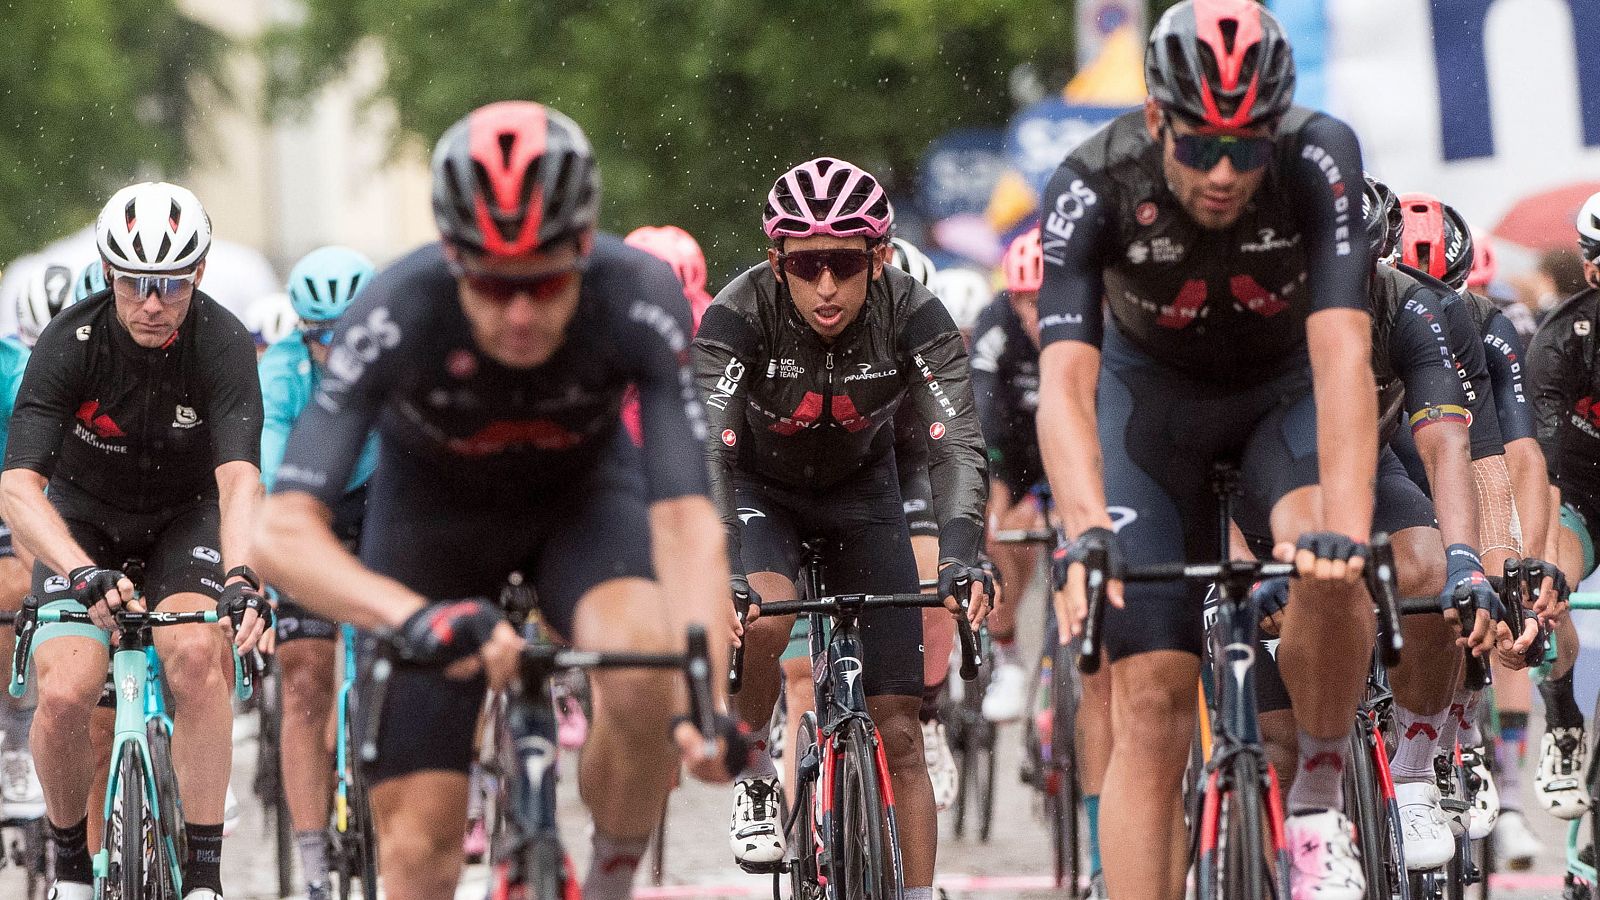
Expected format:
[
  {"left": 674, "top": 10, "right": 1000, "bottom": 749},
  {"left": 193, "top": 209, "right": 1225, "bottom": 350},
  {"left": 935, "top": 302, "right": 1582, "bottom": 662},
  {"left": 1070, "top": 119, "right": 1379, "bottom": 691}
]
[
  {"left": 779, "top": 249, "right": 875, "bottom": 283},
  {"left": 451, "top": 260, "right": 585, "bottom": 305}
]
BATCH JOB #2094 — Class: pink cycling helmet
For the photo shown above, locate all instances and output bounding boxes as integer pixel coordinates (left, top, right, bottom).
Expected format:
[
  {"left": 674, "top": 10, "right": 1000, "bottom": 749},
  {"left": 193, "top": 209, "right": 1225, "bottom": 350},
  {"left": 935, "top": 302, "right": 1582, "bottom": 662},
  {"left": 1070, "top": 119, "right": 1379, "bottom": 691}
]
[
  {"left": 1004, "top": 228, "right": 1044, "bottom": 294},
  {"left": 763, "top": 157, "right": 892, "bottom": 242},
  {"left": 625, "top": 225, "right": 708, "bottom": 295},
  {"left": 1467, "top": 228, "right": 1497, "bottom": 292}
]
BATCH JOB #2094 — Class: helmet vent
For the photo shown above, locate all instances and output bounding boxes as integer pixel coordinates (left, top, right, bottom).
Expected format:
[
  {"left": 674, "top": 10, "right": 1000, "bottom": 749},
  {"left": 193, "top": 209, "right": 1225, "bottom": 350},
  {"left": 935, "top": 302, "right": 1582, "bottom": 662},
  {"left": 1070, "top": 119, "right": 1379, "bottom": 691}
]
[{"left": 1218, "top": 18, "right": 1239, "bottom": 54}]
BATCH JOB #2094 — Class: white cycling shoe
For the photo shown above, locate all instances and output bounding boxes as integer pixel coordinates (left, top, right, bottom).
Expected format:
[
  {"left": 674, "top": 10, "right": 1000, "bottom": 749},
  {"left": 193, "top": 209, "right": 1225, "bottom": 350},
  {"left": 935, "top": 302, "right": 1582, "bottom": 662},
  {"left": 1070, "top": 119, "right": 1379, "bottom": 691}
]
[
  {"left": 1461, "top": 745, "right": 1498, "bottom": 839},
  {"left": 1492, "top": 810, "right": 1542, "bottom": 871},
  {"left": 1395, "top": 781, "right": 1454, "bottom": 870},
  {"left": 1535, "top": 726, "right": 1591, "bottom": 820},
  {"left": 921, "top": 720, "right": 959, "bottom": 812},
  {"left": 729, "top": 776, "right": 785, "bottom": 870},
  {"left": 1, "top": 747, "right": 46, "bottom": 820},
  {"left": 47, "top": 882, "right": 94, "bottom": 900},
  {"left": 223, "top": 785, "right": 240, "bottom": 837},
  {"left": 981, "top": 662, "right": 1026, "bottom": 723},
  {"left": 184, "top": 890, "right": 223, "bottom": 900},
  {"left": 1285, "top": 809, "right": 1365, "bottom": 900}
]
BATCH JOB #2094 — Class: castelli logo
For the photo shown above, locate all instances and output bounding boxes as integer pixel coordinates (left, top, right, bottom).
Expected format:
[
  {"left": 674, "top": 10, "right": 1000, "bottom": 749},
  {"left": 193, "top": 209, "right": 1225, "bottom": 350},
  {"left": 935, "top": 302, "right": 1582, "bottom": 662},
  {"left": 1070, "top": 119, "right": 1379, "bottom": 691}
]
[
  {"left": 447, "top": 350, "right": 478, "bottom": 380},
  {"left": 928, "top": 421, "right": 946, "bottom": 440},
  {"left": 721, "top": 428, "right": 737, "bottom": 446},
  {"left": 1136, "top": 202, "right": 1158, "bottom": 226}
]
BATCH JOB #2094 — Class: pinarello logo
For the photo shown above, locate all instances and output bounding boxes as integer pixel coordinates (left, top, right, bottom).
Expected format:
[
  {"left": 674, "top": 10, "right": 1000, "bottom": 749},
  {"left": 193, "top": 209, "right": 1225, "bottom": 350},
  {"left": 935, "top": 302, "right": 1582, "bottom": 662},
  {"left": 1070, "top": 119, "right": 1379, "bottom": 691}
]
[
  {"left": 447, "top": 350, "right": 478, "bottom": 380},
  {"left": 928, "top": 422, "right": 946, "bottom": 440},
  {"left": 75, "top": 401, "right": 125, "bottom": 439},
  {"left": 721, "top": 428, "right": 737, "bottom": 446},
  {"left": 1136, "top": 202, "right": 1158, "bottom": 226}
]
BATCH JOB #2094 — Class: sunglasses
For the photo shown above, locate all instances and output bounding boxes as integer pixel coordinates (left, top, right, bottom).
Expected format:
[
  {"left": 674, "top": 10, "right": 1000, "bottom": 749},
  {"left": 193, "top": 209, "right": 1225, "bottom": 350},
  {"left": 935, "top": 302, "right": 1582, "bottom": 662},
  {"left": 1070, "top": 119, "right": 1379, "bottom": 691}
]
[
  {"left": 779, "top": 249, "right": 875, "bottom": 283},
  {"left": 450, "top": 259, "right": 585, "bottom": 305},
  {"left": 111, "top": 268, "right": 197, "bottom": 303},
  {"left": 1167, "top": 123, "right": 1275, "bottom": 173},
  {"left": 301, "top": 324, "right": 336, "bottom": 347}
]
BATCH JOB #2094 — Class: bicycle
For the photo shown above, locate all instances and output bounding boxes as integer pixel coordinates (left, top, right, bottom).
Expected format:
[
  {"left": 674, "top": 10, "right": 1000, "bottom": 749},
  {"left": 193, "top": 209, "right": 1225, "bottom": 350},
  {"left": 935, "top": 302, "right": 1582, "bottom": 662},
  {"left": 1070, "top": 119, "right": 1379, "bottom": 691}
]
[
  {"left": 247, "top": 645, "right": 294, "bottom": 898},
  {"left": 937, "top": 626, "right": 995, "bottom": 844},
  {"left": 9, "top": 594, "right": 253, "bottom": 900},
  {"left": 362, "top": 617, "right": 720, "bottom": 900},
  {"left": 730, "top": 538, "right": 981, "bottom": 900},
  {"left": 1075, "top": 463, "right": 1407, "bottom": 900},
  {"left": 327, "top": 623, "right": 377, "bottom": 900},
  {"left": 1549, "top": 589, "right": 1600, "bottom": 899}
]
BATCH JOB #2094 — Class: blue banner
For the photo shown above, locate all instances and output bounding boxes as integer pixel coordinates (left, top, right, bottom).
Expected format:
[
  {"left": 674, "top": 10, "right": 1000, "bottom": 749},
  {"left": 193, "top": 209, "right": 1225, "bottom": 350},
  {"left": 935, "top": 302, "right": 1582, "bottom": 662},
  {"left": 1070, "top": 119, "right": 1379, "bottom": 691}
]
[
  {"left": 917, "top": 129, "right": 1007, "bottom": 221},
  {"left": 1004, "top": 99, "right": 1129, "bottom": 199}
]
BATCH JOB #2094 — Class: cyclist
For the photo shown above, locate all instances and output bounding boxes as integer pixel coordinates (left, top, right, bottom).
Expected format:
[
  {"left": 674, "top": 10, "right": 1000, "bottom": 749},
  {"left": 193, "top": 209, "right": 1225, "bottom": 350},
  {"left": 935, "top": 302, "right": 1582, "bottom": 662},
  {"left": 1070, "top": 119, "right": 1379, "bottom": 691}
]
[
  {"left": 928, "top": 266, "right": 992, "bottom": 341},
  {"left": 260, "top": 246, "right": 378, "bottom": 900},
  {"left": 254, "top": 101, "right": 740, "bottom": 900},
  {"left": 246, "top": 292, "right": 299, "bottom": 360},
  {"left": 72, "top": 259, "right": 107, "bottom": 304},
  {"left": 695, "top": 156, "right": 991, "bottom": 899},
  {"left": 0, "top": 181, "right": 271, "bottom": 900},
  {"left": 624, "top": 225, "right": 714, "bottom": 331},
  {"left": 1036, "top": 2, "right": 1380, "bottom": 895},
  {"left": 1525, "top": 189, "right": 1600, "bottom": 827}
]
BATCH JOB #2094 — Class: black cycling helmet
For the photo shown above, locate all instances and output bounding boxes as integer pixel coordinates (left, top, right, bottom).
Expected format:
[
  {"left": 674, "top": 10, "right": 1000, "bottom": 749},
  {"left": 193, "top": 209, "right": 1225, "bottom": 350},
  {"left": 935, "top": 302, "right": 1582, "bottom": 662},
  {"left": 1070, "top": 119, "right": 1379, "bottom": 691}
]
[
  {"left": 1362, "top": 175, "right": 1402, "bottom": 263},
  {"left": 1146, "top": 0, "right": 1296, "bottom": 129},
  {"left": 431, "top": 101, "right": 600, "bottom": 258}
]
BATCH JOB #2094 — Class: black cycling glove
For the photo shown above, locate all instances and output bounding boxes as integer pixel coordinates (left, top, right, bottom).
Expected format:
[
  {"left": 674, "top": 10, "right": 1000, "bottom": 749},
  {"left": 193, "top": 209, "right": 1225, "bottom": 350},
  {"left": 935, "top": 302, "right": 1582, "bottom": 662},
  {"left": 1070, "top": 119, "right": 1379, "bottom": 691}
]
[
  {"left": 218, "top": 581, "right": 272, "bottom": 632},
  {"left": 395, "top": 600, "right": 505, "bottom": 665},
  {"left": 1441, "top": 544, "right": 1502, "bottom": 619},
  {"left": 1251, "top": 576, "right": 1291, "bottom": 618},
  {"left": 937, "top": 558, "right": 991, "bottom": 608},
  {"left": 1053, "top": 526, "right": 1125, "bottom": 591},
  {"left": 670, "top": 712, "right": 753, "bottom": 777},
  {"left": 68, "top": 565, "right": 126, "bottom": 610},
  {"left": 1294, "top": 532, "right": 1367, "bottom": 564}
]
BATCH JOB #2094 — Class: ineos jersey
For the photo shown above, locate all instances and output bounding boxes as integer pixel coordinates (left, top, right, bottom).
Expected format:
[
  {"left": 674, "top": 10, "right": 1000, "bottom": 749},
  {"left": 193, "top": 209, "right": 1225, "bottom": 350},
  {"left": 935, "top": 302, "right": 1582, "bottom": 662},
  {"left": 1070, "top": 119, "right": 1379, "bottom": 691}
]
[
  {"left": 1369, "top": 266, "right": 1469, "bottom": 447},
  {"left": 1037, "top": 106, "right": 1369, "bottom": 380},
  {"left": 272, "top": 236, "right": 709, "bottom": 511},
  {"left": 1395, "top": 265, "right": 1504, "bottom": 460},
  {"left": 693, "top": 264, "right": 988, "bottom": 570},
  {"left": 1527, "top": 288, "right": 1600, "bottom": 498},
  {"left": 4, "top": 290, "right": 262, "bottom": 513},
  {"left": 970, "top": 296, "right": 1042, "bottom": 489},
  {"left": 1460, "top": 291, "right": 1536, "bottom": 444}
]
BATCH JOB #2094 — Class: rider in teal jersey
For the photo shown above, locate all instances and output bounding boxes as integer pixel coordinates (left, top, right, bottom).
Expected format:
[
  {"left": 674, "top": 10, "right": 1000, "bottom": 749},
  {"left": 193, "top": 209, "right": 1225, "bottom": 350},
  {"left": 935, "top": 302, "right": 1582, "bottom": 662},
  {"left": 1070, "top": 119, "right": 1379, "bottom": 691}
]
[{"left": 260, "top": 245, "right": 376, "bottom": 900}]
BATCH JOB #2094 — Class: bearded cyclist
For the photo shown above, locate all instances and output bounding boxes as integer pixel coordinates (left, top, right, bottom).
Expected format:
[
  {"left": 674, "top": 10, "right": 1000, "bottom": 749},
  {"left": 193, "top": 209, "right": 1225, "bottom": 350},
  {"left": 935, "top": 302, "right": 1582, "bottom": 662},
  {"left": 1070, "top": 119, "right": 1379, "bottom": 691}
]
[
  {"left": 259, "top": 246, "right": 378, "bottom": 900},
  {"left": 255, "top": 101, "right": 738, "bottom": 900},
  {"left": 695, "top": 157, "right": 991, "bottom": 899},
  {"left": 1, "top": 182, "right": 270, "bottom": 900},
  {"left": 1035, "top": 2, "right": 1378, "bottom": 895}
]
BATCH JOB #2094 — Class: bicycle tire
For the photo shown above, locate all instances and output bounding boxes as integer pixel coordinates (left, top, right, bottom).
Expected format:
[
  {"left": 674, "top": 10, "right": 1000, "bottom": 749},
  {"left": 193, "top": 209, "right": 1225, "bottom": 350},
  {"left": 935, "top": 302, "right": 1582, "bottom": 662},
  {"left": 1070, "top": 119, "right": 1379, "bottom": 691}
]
[
  {"left": 1051, "top": 644, "right": 1079, "bottom": 893},
  {"left": 836, "top": 719, "right": 900, "bottom": 900},
  {"left": 1223, "top": 755, "right": 1271, "bottom": 900},
  {"left": 648, "top": 802, "right": 667, "bottom": 885},
  {"left": 18, "top": 817, "right": 48, "bottom": 900},
  {"left": 117, "top": 749, "right": 150, "bottom": 900},
  {"left": 977, "top": 721, "right": 998, "bottom": 844},
  {"left": 352, "top": 766, "right": 379, "bottom": 900},
  {"left": 521, "top": 832, "right": 573, "bottom": 900},
  {"left": 1346, "top": 723, "right": 1399, "bottom": 900},
  {"left": 787, "top": 711, "right": 825, "bottom": 900},
  {"left": 146, "top": 720, "right": 187, "bottom": 895},
  {"left": 950, "top": 711, "right": 975, "bottom": 839}
]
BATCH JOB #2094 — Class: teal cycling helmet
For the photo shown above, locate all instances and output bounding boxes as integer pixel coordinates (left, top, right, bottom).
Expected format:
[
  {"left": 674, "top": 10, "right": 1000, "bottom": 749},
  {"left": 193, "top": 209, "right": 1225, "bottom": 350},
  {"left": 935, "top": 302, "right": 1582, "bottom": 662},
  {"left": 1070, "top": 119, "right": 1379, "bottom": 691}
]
[
  {"left": 74, "top": 259, "right": 108, "bottom": 302},
  {"left": 286, "top": 246, "right": 376, "bottom": 323}
]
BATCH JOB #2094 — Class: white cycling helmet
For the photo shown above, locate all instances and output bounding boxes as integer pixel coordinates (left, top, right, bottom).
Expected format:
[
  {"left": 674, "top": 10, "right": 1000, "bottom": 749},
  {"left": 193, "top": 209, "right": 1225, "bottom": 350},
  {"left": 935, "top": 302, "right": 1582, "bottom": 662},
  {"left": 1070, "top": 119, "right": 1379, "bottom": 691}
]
[
  {"left": 17, "top": 263, "right": 76, "bottom": 348},
  {"left": 930, "top": 267, "right": 993, "bottom": 332},
  {"left": 1577, "top": 190, "right": 1600, "bottom": 263},
  {"left": 245, "top": 292, "right": 299, "bottom": 347},
  {"left": 889, "top": 237, "right": 938, "bottom": 287},
  {"left": 95, "top": 182, "right": 212, "bottom": 274}
]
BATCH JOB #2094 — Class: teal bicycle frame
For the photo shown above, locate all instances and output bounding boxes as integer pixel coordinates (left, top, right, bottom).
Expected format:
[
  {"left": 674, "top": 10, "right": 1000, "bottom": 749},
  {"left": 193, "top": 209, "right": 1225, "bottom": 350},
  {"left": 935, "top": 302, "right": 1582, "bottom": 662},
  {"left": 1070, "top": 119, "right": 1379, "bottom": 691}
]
[{"left": 9, "top": 603, "right": 252, "bottom": 898}]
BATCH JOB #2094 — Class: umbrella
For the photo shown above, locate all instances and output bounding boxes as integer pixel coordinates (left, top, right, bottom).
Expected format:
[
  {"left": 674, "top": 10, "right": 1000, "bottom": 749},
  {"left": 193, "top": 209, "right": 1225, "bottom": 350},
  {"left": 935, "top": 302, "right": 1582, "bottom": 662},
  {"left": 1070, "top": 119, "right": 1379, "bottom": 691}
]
[{"left": 1492, "top": 181, "right": 1600, "bottom": 252}]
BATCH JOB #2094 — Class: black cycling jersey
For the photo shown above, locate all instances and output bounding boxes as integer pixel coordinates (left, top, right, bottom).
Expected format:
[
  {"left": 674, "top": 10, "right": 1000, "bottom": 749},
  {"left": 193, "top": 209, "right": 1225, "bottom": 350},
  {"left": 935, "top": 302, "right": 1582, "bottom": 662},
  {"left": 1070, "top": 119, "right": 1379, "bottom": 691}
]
[
  {"left": 1036, "top": 106, "right": 1369, "bottom": 378},
  {"left": 1369, "top": 265, "right": 1470, "bottom": 446},
  {"left": 4, "top": 290, "right": 262, "bottom": 513},
  {"left": 272, "top": 236, "right": 708, "bottom": 510},
  {"left": 970, "top": 295, "right": 1042, "bottom": 498},
  {"left": 1461, "top": 290, "right": 1536, "bottom": 444},
  {"left": 1528, "top": 287, "right": 1600, "bottom": 499},
  {"left": 693, "top": 264, "right": 988, "bottom": 573},
  {"left": 1394, "top": 264, "right": 1503, "bottom": 461}
]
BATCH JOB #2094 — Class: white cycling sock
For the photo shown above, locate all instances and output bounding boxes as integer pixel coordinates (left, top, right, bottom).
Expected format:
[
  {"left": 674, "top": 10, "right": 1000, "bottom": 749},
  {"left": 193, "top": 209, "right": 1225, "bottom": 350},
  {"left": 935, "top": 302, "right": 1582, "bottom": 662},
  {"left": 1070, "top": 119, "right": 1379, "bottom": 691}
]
[
  {"left": 1288, "top": 731, "right": 1349, "bottom": 814},
  {"left": 583, "top": 829, "right": 650, "bottom": 900},
  {"left": 1459, "top": 689, "right": 1483, "bottom": 746},
  {"left": 1391, "top": 706, "right": 1449, "bottom": 782},
  {"left": 294, "top": 830, "right": 329, "bottom": 890},
  {"left": 737, "top": 736, "right": 779, "bottom": 782}
]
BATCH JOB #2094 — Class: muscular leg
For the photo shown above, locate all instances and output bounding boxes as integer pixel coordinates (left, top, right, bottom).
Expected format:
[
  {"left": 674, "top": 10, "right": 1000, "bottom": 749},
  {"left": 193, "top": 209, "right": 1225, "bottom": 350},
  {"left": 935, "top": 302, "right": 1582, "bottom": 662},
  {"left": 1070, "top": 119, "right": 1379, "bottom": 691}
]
[
  {"left": 733, "top": 572, "right": 798, "bottom": 756},
  {"left": 371, "top": 771, "right": 468, "bottom": 900},
  {"left": 984, "top": 490, "right": 1042, "bottom": 663},
  {"left": 1100, "top": 650, "right": 1199, "bottom": 900},
  {"left": 151, "top": 592, "right": 235, "bottom": 825},
  {"left": 31, "top": 637, "right": 109, "bottom": 828},
  {"left": 781, "top": 654, "right": 813, "bottom": 803},
  {"left": 867, "top": 694, "right": 937, "bottom": 887},
  {"left": 1076, "top": 663, "right": 1111, "bottom": 876},
  {"left": 85, "top": 705, "right": 112, "bottom": 851},
  {"left": 914, "top": 535, "right": 949, "bottom": 690},
  {"left": 279, "top": 638, "right": 337, "bottom": 832},
  {"left": 1387, "top": 526, "right": 1453, "bottom": 719}
]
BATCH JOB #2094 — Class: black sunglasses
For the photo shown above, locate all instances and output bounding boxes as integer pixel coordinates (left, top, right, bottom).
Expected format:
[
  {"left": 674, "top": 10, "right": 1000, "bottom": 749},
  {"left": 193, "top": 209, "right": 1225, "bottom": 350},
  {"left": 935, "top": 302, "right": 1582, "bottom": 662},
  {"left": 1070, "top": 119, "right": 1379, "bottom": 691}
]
[
  {"left": 1165, "top": 116, "right": 1275, "bottom": 172},
  {"left": 778, "top": 248, "right": 876, "bottom": 283}
]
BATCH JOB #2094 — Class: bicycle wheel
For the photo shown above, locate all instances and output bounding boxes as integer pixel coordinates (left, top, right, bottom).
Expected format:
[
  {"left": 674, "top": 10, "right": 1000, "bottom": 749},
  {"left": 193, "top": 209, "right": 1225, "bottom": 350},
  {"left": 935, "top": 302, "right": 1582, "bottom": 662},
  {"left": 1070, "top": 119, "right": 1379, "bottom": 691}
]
[
  {"left": 648, "top": 802, "right": 667, "bottom": 885},
  {"left": 351, "top": 766, "right": 379, "bottom": 900},
  {"left": 976, "top": 720, "right": 998, "bottom": 844},
  {"left": 254, "top": 663, "right": 295, "bottom": 897},
  {"left": 1051, "top": 644, "right": 1080, "bottom": 893},
  {"left": 835, "top": 719, "right": 901, "bottom": 900},
  {"left": 520, "top": 832, "right": 576, "bottom": 900},
  {"left": 787, "top": 711, "right": 825, "bottom": 900},
  {"left": 116, "top": 750, "right": 151, "bottom": 900},
  {"left": 146, "top": 720, "right": 186, "bottom": 895},
  {"left": 1346, "top": 720, "right": 1409, "bottom": 900},
  {"left": 1220, "top": 755, "right": 1271, "bottom": 900}
]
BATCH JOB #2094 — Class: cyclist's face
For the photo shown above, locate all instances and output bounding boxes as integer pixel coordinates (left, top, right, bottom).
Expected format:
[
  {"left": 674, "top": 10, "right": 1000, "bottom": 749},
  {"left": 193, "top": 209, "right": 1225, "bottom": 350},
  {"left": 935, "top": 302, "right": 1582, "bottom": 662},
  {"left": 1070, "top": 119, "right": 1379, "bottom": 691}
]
[
  {"left": 112, "top": 261, "right": 202, "bottom": 349},
  {"left": 452, "top": 240, "right": 585, "bottom": 370},
  {"left": 1586, "top": 259, "right": 1600, "bottom": 291},
  {"left": 768, "top": 235, "right": 889, "bottom": 342},
  {"left": 1008, "top": 289, "right": 1041, "bottom": 349},
  {"left": 1145, "top": 100, "right": 1271, "bottom": 231}
]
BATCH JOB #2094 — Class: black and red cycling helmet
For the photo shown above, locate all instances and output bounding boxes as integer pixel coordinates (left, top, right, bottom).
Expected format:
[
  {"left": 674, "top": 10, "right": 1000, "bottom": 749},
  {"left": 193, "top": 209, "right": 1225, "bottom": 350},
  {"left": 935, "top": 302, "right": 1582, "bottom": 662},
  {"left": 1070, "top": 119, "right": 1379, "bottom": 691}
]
[
  {"left": 1399, "top": 193, "right": 1474, "bottom": 291},
  {"left": 431, "top": 101, "right": 600, "bottom": 258},
  {"left": 1362, "top": 175, "right": 1402, "bottom": 263},
  {"left": 1146, "top": 0, "right": 1296, "bottom": 129}
]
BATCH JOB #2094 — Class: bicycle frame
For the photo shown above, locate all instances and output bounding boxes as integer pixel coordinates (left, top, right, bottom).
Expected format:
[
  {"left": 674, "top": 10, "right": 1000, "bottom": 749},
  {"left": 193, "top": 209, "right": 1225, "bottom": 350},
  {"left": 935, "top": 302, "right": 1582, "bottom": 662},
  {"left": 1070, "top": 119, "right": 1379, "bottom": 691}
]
[{"left": 333, "top": 623, "right": 361, "bottom": 835}]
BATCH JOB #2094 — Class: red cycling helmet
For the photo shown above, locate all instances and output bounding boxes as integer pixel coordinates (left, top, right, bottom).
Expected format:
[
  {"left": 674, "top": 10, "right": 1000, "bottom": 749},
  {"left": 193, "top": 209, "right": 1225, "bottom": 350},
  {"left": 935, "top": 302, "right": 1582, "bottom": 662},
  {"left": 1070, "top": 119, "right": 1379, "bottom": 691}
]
[
  {"left": 625, "top": 226, "right": 708, "bottom": 296},
  {"left": 1399, "top": 193, "right": 1473, "bottom": 290},
  {"left": 1004, "top": 228, "right": 1044, "bottom": 294},
  {"left": 763, "top": 157, "right": 892, "bottom": 242},
  {"left": 1467, "top": 228, "right": 1497, "bottom": 292},
  {"left": 1146, "top": 0, "right": 1296, "bottom": 129},
  {"left": 431, "top": 101, "right": 600, "bottom": 258}
]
